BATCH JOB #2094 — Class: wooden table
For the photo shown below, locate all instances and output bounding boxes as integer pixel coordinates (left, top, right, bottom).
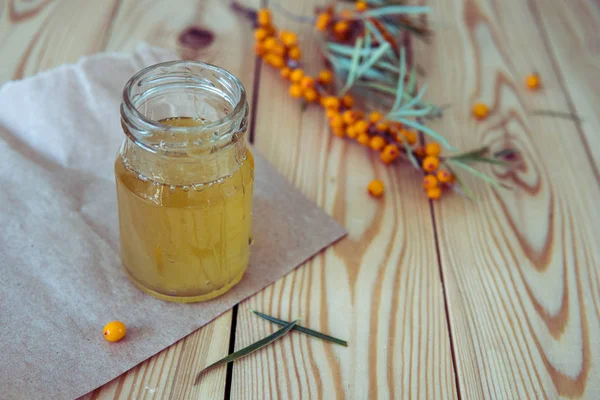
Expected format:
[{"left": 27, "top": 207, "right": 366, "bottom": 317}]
[{"left": 2, "top": 0, "right": 599, "bottom": 398}]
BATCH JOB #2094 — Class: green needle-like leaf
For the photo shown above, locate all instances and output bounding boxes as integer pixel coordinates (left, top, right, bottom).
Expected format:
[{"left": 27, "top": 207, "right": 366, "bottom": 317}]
[
  {"left": 446, "top": 159, "right": 504, "bottom": 188},
  {"left": 391, "top": 48, "right": 406, "bottom": 112},
  {"left": 361, "top": 5, "right": 431, "bottom": 18},
  {"left": 395, "top": 117, "right": 455, "bottom": 150},
  {"left": 194, "top": 319, "right": 298, "bottom": 385},
  {"left": 250, "top": 310, "right": 348, "bottom": 347}
]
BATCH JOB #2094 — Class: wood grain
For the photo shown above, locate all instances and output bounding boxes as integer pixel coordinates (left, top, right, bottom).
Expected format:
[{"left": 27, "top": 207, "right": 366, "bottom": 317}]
[
  {"left": 419, "top": 0, "right": 600, "bottom": 397},
  {"left": 230, "top": 1, "right": 458, "bottom": 399}
]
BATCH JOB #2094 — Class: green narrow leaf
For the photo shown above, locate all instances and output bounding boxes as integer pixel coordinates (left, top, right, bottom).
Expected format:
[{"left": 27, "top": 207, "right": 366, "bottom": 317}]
[
  {"left": 396, "top": 136, "right": 420, "bottom": 170},
  {"left": 250, "top": 310, "right": 348, "bottom": 347},
  {"left": 529, "top": 109, "right": 583, "bottom": 122},
  {"left": 391, "top": 107, "right": 434, "bottom": 118},
  {"left": 448, "top": 146, "right": 489, "bottom": 160},
  {"left": 340, "top": 38, "right": 364, "bottom": 95},
  {"left": 395, "top": 117, "right": 455, "bottom": 150},
  {"left": 446, "top": 159, "right": 503, "bottom": 188},
  {"left": 398, "top": 83, "right": 428, "bottom": 112},
  {"left": 194, "top": 319, "right": 298, "bottom": 385},
  {"left": 355, "top": 42, "right": 392, "bottom": 79},
  {"left": 361, "top": 5, "right": 431, "bottom": 18},
  {"left": 442, "top": 162, "right": 474, "bottom": 200},
  {"left": 391, "top": 48, "right": 407, "bottom": 112},
  {"left": 406, "top": 67, "right": 417, "bottom": 96}
]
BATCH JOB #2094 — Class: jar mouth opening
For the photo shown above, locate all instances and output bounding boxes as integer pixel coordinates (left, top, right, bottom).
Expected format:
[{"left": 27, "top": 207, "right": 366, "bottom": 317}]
[{"left": 121, "top": 60, "right": 247, "bottom": 153}]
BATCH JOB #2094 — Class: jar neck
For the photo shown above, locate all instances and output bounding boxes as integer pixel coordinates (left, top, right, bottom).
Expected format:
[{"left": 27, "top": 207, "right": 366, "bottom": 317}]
[{"left": 119, "top": 61, "right": 249, "bottom": 185}]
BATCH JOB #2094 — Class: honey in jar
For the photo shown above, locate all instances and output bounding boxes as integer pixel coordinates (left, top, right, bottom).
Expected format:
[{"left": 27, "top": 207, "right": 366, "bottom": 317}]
[{"left": 116, "top": 61, "right": 252, "bottom": 303}]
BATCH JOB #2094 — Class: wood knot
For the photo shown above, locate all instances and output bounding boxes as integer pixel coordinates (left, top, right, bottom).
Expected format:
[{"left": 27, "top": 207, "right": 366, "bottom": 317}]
[{"left": 178, "top": 26, "right": 214, "bottom": 49}]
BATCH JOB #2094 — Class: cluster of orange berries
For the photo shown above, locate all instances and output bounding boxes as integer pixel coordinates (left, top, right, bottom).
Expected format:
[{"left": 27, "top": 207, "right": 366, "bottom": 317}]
[
  {"left": 315, "top": 1, "right": 369, "bottom": 40},
  {"left": 418, "top": 142, "right": 455, "bottom": 200}
]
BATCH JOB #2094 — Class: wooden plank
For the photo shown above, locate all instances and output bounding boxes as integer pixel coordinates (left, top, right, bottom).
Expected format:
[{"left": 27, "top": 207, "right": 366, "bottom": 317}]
[
  {"left": 231, "top": 1, "right": 458, "bottom": 399},
  {"left": 418, "top": 0, "right": 600, "bottom": 398},
  {"left": 0, "top": 0, "right": 120, "bottom": 82}
]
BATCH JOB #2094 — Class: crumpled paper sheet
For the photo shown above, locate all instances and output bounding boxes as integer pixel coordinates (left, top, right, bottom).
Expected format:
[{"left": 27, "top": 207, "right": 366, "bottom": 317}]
[{"left": 0, "top": 44, "right": 346, "bottom": 399}]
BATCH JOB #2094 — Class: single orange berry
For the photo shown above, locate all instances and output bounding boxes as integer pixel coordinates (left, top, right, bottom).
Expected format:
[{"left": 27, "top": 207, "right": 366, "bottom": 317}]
[
  {"left": 272, "top": 44, "right": 286, "bottom": 56},
  {"left": 354, "top": 119, "right": 369, "bottom": 134},
  {"left": 402, "top": 129, "right": 418, "bottom": 145},
  {"left": 332, "top": 126, "right": 345, "bottom": 137},
  {"left": 280, "top": 67, "right": 291, "bottom": 79},
  {"left": 356, "top": 1, "right": 368, "bottom": 12},
  {"left": 369, "top": 136, "right": 387, "bottom": 151},
  {"left": 346, "top": 125, "right": 358, "bottom": 139},
  {"left": 342, "top": 94, "right": 354, "bottom": 108},
  {"left": 103, "top": 321, "right": 126, "bottom": 342},
  {"left": 300, "top": 76, "right": 314, "bottom": 88},
  {"left": 425, "top": 142, "right": 441, "bottom": 157},
  {"left": 343, "top": 110, "right": 357, "bottom": 125},
  {"left": 316, "top": 12, "right": 331, "bottom": 31},
  {"left": 257, "top": 8, "right": 272, "bottom": 27},
  {"left": 323, "top": 96, "right": 340, "bottom": 110},
  {"left": 472, "top": 102, "right": 489, "bottom": 120},
  {"left": 422, "top": 156, "right": 440, "bottom": 172},
  {"left": 263, "top": 37, "right": 277, "bottom": 51},
  {"left": 423, "top": 174, "right": 439, "bottom": 190},
  {"left": 290, "top": 68, "right": 304, "bottom": 83},
  {"left": 380, "top": 144, "right": 400, "bottom": 164},
  {"left": 330, "top": 114, "right": 345, "bottom": 129},
  {"left": 437, "top": 169, "right": 454, "bottom": 184},
  {"left": 288, "top": 46, "right": 302, "bottom": 60},
  {"left": 265, "top": 54, "right": 285, "bottom": 68},
  {"left": 304, "top": 88, "right": 319, "bottom": 103},
  {"left": 376, "top": 121, "right": 389, "bottom": 132},
  {"left": 279, "top": 31, "right": 298, "bottom": 47},
  {"left": 289, "top": 84, "right": 303, "bottom": 98},
  {"left": 368, "top": 179, "right": 385, "bottom": 197},
  {"left": 526, "top": 73, "right": 541, "bottom": 90},
  {"left": 254, "top": 28, "right": 269, "bottom": 42},
  {"left": 318, "top": 70, "right": 333, "bottom": 85},
  {"left": 369, "top": 111, "right": 383, "bottom": 124},
  {"left": 427, "top": 187, "right": 442, "bottom": 200},
  {"left": 357, "top": 133, "right": 370, "bottom": 146}
]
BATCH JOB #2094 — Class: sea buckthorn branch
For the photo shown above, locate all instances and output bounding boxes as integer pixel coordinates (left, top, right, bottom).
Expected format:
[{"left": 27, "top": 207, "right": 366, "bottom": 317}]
[{"left": 242, "top": 1, "right": 513, "bottom": 200}]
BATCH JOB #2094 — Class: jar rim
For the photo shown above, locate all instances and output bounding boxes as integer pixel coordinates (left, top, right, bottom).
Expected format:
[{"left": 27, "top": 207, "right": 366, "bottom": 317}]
[{"left": 121, "top": 60, "right": 247, "bottom": 152}]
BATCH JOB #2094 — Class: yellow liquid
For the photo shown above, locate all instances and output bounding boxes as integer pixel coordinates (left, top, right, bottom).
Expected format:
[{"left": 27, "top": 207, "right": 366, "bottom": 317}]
[{"left": 115, "top": 117, "right": 254, "bottom": 302}]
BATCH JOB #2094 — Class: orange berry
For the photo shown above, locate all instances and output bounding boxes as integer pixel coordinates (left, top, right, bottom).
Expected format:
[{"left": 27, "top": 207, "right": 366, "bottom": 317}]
[
  {"left": 354, "top": 119, "right": 369, "bottom": 134},
  {"left": 346, "top": 125, "right": 358, "bottom": 139},
  {"left": 318, "top": 70, "right": 333, "bottom": 85},
  {"left": 280, "top": 67, "right": 291, "bottom": 79},
  {"left": 368, "top": 179, "right": 384, "bottom": 197},
  {"left": 332, "top": 126, "right": 345, "bottom": 137},
  {"left": 103, "top": 321, "right": 126, "bottom": 342},
  {"left": 326, "top": 109, "right": 338, "bottom": 120},
  {"left": 422, "top": 156, "right": 440, "bottom": 172},
  {"left": 316, "top": 12, "right": 331, "bottom": 31},
  {"left": 427, "top": 187, "right": 442, "bottom": 200},
  {"left": 376, "top": 121, "right": 389, "bottom": 132},
  {"left": 425, "top": 142, "right": 441, "bottom": 157},
  {"left": 402, "top": 129, "right": 418, "bottom": 145},
  {"left": 526, "top": 73, "right": 541, "bottom": 90},
  {"left": 288, "top": 46, "right": 302, "bottom": 60},
  {"left": 369, "top": 111, "right": 383, "bottom": 124},
  {"left": 330, "top": 114, "right": 344, "bottom": 129},
  {"left": 357, "top": 133, "right": 370, "bottom": 146},
  {"left": 257, "top": 8, "right": 272, "bottom": 27},
  {"left": 289, "top": 84, "right": 303, "bottom": 98},
  {"left": 423, "top": 174, "right": 439, "bottom": 190},
  {"left": 272, "top": 44, "right": 285, "bottom": 56},
  {"left": 279, "top": 31, "right": 298, "bottom": 47},
  {"left": 263, "top": 37, "right": 277, "bottom": 51},
  {"left": 369, "top": 136, "right": 386, "bottom": 151},
  {"left": 290, "top": 68, "right": 304, "bottom": 83},
  {"left": 300, "top": 76, "right": 314, "bottom": 88},
  {"left": 380, "top": 144, "right": 400, "bottom": 164},
  {"left": 472, "top": 102, "right": 489, "bottom": 120},
  {"left": 304, "top": 88, "right": 319, "bottom": 103},
  {"left": 356, "top": 1, "right": 368, "bottom": 12},
  {"left": 414, "top": 146, "right": 426, "bottom": 157},
  {"left": 343, "top": 110, "right": 357, "bottom": 125},
  {"left": 437, "top": 169, "right": 454, "bottom": 184},
  {"left": 254, "top": 28, "right": 269, "bottom": 42},
  {"left": 323, "top": 96, "right": 340, "bottom": 110},
  {"left": 342, "top": 94, "right": 354, "bottom": 108},
  {"left": 265, "top": 54, "right": 284, "bottom": 68}
]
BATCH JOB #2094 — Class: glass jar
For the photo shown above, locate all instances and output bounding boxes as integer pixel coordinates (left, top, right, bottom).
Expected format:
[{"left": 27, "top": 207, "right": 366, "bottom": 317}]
[{"left": 116, "top": 61, "right": 253, "bottom": 303}]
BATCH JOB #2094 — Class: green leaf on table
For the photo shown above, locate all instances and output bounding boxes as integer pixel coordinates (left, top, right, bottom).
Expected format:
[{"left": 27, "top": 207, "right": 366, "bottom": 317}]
[
  {"left": 446, "top": 159, "right": 507, "bottom": 189},
  {"left": 250, "top": 310, "right": 348, "bottom": 347},
  {"left": 194, "top": 319, "right": 298, "bottom": 385}
]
